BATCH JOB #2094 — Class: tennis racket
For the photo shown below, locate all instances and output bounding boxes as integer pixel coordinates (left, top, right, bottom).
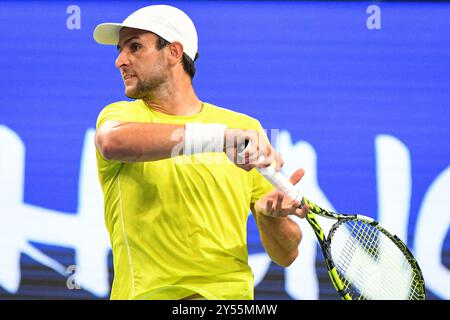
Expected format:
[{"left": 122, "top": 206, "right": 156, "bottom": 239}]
[{"left": 255, "top": 158, "right": 426, "bottom": 300}]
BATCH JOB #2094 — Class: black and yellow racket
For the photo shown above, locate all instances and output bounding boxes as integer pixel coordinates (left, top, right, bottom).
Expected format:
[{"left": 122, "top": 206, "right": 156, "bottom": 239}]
[{"left": 257, "top": 162, "right": 426, "bottom": 300}]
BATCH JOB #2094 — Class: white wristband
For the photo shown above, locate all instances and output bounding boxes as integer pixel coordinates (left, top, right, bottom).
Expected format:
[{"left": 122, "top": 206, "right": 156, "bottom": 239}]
[{"left": 184, "top": 123, "right": 227, "bottom": 155}]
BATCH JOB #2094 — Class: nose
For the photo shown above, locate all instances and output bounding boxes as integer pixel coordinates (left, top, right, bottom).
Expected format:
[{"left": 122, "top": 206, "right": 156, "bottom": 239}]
[{"left": 115, "top": 50, "right": 129, "bottom": 69}]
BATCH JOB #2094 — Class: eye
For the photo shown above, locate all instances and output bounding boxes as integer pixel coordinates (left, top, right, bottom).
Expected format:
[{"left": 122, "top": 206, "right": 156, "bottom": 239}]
[{"left": 130, "top": 42, "right": 141, "bottom": 52}]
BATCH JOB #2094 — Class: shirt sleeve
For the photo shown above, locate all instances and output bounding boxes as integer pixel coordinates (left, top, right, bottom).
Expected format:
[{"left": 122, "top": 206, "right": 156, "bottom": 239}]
[
  {"left": 95, "top": 101, "right": 141, "bottom": 172},
  {"left": 96, "top": 101, "right": 139, "bottom": 130}
]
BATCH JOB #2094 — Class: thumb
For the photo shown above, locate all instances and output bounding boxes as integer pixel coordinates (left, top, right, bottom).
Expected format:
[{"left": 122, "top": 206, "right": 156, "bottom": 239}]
[{"left": 289, "top": 168, "right": 305, "bottom": 185}]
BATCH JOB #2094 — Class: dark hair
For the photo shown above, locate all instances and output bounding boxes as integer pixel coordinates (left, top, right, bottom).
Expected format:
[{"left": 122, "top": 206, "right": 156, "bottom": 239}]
[{"left": 155, "top": 35, "right": 199, "bottom": 80}]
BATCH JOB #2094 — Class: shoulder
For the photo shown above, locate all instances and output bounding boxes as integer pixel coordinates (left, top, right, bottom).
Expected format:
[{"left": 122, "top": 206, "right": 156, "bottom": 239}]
[
  {"left": 98, "top": 100, "right": 143, "bottom": 114},
  {"left": 205, "top": 102, "right": 253, "bottom": 120},
  {"left": 96, "top": 100, "right": 146, "bottom": 129},
  {"left": 204, "top": 102, "right": 262, "bottom": 130}
]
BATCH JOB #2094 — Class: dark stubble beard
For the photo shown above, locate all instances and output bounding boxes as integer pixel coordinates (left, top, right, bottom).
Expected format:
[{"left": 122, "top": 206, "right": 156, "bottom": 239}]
[{"left": 126, "top": 73, "right": 168, "bottom": 100}]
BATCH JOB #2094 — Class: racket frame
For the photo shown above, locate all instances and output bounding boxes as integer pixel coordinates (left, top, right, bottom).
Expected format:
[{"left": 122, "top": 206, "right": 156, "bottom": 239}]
[{"left": 302, "top": 197, "right": 426, "bottom": 300}]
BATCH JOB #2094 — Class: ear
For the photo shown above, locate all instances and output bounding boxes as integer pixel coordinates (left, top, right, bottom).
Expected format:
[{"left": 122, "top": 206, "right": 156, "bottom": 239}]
[{"left": 167, "top": 41, "right": 184, "bottom": 65}]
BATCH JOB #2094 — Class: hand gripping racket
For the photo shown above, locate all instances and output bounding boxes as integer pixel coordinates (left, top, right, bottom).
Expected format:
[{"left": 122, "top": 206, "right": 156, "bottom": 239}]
[{"left": 252, "top": 153, "right": 426, "bottom": 300}]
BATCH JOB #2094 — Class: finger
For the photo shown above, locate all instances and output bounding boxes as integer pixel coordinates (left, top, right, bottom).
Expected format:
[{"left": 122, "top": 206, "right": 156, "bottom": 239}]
[
  {"left": 289, "top": 168, "right": 305, "bottom": 185},
  {"left": 260, "top": 150, "right": 277, "bottom": 169},
  {"left": 241, "top": 137, "right": 258, "bottom": 155},
  {"left": 249, "top": 141, "right": 259, "bottom": 155},
  {"left": 245, "top": 153, "right": 258, "bottom": 164},
  {"left": 293, "top": 204, "right": 310, "bottom": 219},
  {"left": 247, "top": 132, "right": 260, "bottom": 152},
  {"left": 275, "top": 193, "right": 284, "bottom": 213},
  {"left": 293, "top": 208, "right": 305, "bottom": 218},
  {"left": 255, "top": 144, "right": 272, "bottom": 166},
  {"left": 276, "top": 153, "right": 284, "bottom": 171},
  {"left": 302, "top": 205, "right": 310, "bottom": 218},
  {"left": 289, "top": 200, "right": 302, "bottom": 211},
  {"left": 257, "top": 136, "right": 270, "bottom": 159},
  {"left": 243, "top": 147, "right": 258, "bottom": 161},
  {"left": 266, "top": 198, "right": 274, "bottom": 215},
  {"left": 281, "top": 199, "right": 301, "bottom": 217},
  {"left": 241, "top": 148, "right": 258, "bottom": 165},
  {"left": 246, "top": 154, "right": 260, "bottom": 169},
  {"left": 257, "top": 156, "right": 273, "bottom": 168}
]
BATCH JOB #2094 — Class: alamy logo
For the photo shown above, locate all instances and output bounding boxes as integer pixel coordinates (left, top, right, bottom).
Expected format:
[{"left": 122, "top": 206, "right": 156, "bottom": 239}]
[
  {"left": 66, "top": 265, "right": 81, "bottom": 290},
  {"left": 367, "top": 5, "right": 381, "bottom": 30},
  {"left": 66, "top": 5, "right": 81, "bottom": 30}
]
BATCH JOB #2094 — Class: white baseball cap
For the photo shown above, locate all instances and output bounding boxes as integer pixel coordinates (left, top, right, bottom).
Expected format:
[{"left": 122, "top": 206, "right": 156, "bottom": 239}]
[{"left": 93, "top": 5, "right": 198, "bottom": 61}]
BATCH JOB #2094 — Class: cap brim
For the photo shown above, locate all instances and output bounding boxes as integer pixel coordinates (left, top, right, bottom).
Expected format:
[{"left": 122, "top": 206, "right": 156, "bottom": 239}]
[{"left": 93, "top": 23, "right": 124, "bottom": 45}]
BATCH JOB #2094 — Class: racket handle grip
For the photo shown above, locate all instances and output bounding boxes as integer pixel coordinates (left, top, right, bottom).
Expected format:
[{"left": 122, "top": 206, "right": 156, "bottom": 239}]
[
  {"left": 238, "top": 140, "right": 303, "bottom": 202},
  {"left": 258, "top": 162, "right": 303, "bottom": 203}
]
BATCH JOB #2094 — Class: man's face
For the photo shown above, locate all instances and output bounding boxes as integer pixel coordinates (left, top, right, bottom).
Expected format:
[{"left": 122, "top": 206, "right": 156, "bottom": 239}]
[{"left": 115, "top": 27, "right": 168, "bottom": 98}]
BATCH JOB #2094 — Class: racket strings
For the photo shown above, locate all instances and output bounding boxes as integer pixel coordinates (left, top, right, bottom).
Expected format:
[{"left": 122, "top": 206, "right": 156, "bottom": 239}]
[
  {"left": 348, "top": 223, "right": 418, "bottom": 299},
  {"left": 330, "top": 220, "right": 421, "bottom": 300},
  {"left": 336, "top": 222, "right": 391, "bottom": 299},
  {"left": 336, "top": 228, "right": 404, "bottom": 299},
  {"left": 350, "top": 223, "right": 410, "bottom": 299},
  {"left": 344, "top": 222, "right": 417, "bottom": 299}
]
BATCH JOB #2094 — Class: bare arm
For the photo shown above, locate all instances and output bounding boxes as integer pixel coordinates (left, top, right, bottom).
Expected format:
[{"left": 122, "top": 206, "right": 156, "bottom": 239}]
[
  {"left": 95, "top": 120, "right": 186, "bottom": 162},
  {"left": 95, "top": 120, "right": 281, "bottom": 170},
  {"left": 251, "top": 168, "right": 309, "bottom": 267},
  {"left": 251, "top": 204, "right": 303, "bottom": 267}
]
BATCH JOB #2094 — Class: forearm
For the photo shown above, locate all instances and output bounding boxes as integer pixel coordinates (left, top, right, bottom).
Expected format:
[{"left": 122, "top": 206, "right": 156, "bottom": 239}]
[
  {"left": 96, "top": 121, "right": 260, "bottom": 164},
  {"left": 96, "top": 121, "right": 186, "bottom": 162},
  {"left": 254, "top": 212, "right": 302, "bottom": 267}
]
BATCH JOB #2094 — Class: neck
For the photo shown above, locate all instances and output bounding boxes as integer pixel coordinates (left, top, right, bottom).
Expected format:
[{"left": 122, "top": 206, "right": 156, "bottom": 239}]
[{"left": 142, "top": 78, "right": 202, "bottom": 116}]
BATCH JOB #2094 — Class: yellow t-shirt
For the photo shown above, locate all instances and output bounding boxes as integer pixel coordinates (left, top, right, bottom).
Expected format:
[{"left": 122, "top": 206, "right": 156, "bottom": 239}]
[{"left": 95, "top": 99, "right": 274, "bottom": 300}]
